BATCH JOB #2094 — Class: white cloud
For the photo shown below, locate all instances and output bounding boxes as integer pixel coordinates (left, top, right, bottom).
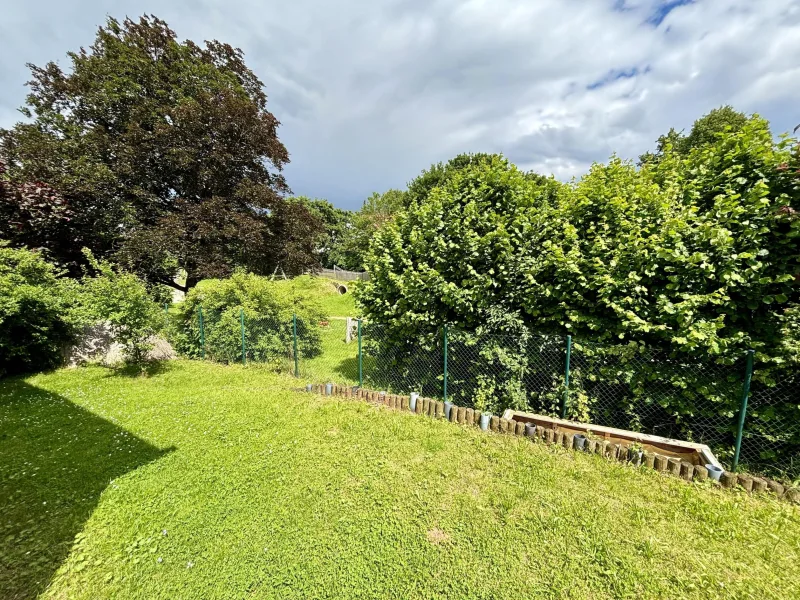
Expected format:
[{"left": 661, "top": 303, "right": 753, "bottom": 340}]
[{"left": 1, "top": 0, "right": 798, "bottom": 209}]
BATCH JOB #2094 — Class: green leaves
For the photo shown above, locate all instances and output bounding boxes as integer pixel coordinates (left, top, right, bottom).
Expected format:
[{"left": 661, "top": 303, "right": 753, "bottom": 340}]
[
  {"left": 174, "top": 273, "right": 326, "bottom": 363},
  {"left": 0, "top": 244, "right": 83, "bottom": 375},
  {"left": 358, "top": 116, "right": 800, "bottom": 447},
  {"left": 1, "top": 15, "right": 295, "bottom": 286}
]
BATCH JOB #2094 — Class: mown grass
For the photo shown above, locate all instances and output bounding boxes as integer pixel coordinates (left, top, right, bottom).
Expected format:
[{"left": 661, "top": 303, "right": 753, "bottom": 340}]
[
  {"left": 301, "top": 320, "right": 360, "bottom": 384},
  {"left": 1, "top": 361, "right": 798, "bottom": 599},
  {"left": 314, "top": 279, "right": 358, "bottom": 317}
]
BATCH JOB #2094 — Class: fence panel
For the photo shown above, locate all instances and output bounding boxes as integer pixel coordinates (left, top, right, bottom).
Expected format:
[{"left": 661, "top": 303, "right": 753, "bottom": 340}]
[
  {"left": 241, "top": 313, "right": 295, "bottom": 374},
  {"left": 569, "top": 340, "right": 745, "bottom": 469},
  {"left": 447, "top": 329, "right": 564, "bottom": 414},
  {"left": 296, "top": 317, "right": 360, "bottom": 384},
  {"left": 742, "top": 376, "right": 800, "bottom": 479},
  {"left": 318, "top": 267, "right": 370, "bottom": 281},
  {"left": 360, "top": 323, "right": 443, "bottom": 396}
]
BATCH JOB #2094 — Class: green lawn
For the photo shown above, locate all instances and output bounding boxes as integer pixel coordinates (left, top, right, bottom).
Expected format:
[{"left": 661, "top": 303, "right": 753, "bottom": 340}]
[
  {"left": 315, "top": 280, "right": 358, "bottom": 317},
  {"left": 1, "top": 362, "right": 798, "bottom": 599},
  {"left": 301, "top": 320, "right": 359, "bottom": 384}
]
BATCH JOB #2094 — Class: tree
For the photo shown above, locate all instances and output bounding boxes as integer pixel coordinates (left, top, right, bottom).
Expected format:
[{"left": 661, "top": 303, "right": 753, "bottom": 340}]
[
  {"left": 406, "top": 153, "right": 502, "bottom": 207},
  {"left": 0, "top": 159, "right": 80, "bottom": 268},
  {"left": 0, "top": 15, "right": 317, "bottom": 290},
  {"left": 362, "top": 123, "right": 799, "bottom": 357},
  {"left": 358, "top": 155, "right": 564, "bottom": 333},
  {"left": 639, "top": 105, "right": 749, "bottom": 165},
  {"left": 334, "top": 189, "right": 406, "bottom": 271},
  {"left": 358, "top": 130, "right": 800, "bottom": 453},
  {"left": 296, "top": 197, "right": 354, "bottom": 269}
]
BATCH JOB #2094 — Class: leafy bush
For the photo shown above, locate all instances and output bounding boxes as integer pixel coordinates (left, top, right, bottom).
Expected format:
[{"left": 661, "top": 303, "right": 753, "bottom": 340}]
[
  {"left": 357, "top": 120, "right": 800, "bottom": 475},
  {"left": 80, "top": 251, "right": 166, "bottom": 364},
  {"left": 173, "top": 273, "right": 325, "bottom": 365},
  {"left": 0, "top": 244, "right": 82, "bottom": 376}
]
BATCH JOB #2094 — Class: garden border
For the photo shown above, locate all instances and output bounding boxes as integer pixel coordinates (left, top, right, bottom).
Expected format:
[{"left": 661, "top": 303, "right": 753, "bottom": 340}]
[{"left": 304, "top": 383, "right": 800, "bottom": 505}]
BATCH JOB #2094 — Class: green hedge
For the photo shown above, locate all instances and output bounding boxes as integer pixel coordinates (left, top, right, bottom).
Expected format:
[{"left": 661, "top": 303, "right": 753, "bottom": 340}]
[{"left": 172, "top": 273, "right": 326, "bottom": 365}]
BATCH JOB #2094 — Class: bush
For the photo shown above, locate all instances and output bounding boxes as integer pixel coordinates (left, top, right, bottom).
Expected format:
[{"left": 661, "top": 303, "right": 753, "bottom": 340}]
[
  {"left": 80, "top": 251, "right": 166, "bottom": 364},
  {"left": 357, "top": 120, "right": 800, "bottom": 475},
  {"left": 0, "top": 244, "right": 82, "bottom": 376},
  {"left": 173, "top": 272, "right": 325, "bottom": 365}
]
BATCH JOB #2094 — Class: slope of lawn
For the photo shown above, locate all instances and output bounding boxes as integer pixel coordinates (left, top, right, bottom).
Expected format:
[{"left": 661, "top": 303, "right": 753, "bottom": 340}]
[
  {"left": 1, "top": 361, "right": 798, "bottom": 600},
  {"left": 300, "top": 319, "right": 360, "bottom": 384},
  {"left": 311, "top": 278, "right": 358, "bottom": 317}
]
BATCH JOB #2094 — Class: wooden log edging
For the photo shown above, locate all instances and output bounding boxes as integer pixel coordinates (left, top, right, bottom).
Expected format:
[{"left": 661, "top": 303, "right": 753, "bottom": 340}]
[{"left": 304, "top": 383, "right": 800, "bottom": 504}]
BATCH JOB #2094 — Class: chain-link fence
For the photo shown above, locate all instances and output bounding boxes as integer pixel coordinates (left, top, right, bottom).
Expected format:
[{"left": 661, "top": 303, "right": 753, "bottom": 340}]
[
  {"left": 743, "top": 376, "right": 800, "bottom": 479},
  {"left": 297, "top": 318, "right": 359, "bottom": 384},
  {"left": 569, "top": 340, "right": 746, "bottom": 468},
  {"left": 447, "top": 329, "right": 564, "bottom": 414},
  {"left": 186, "top": 308, "right": 799, "bottom": 481},
  {"left": 361, "top": 322, "right": 443, "bottom": 397}
]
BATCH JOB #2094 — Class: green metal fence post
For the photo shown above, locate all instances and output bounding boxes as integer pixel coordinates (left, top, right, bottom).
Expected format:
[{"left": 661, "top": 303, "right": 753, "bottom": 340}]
[
  {"left": 732, "top": 349, "right": 755, "bottom": 471},
  {"left": 357, "top": 319, "right": 363, "bottom": 387},
  {"left": 240, "top": 308, "right": 246, "bottom": 365},
  {"left": 561, "top": 335, "right": 572, "bottom": 419},
  {"left": 198, "top": 306, "right": 205, "bottom": 360},
  {"left": 443, "top": 325, "right": 449, "bottom": 403},
  {"left": 292, "top": 314, "right": 299, "bottom": 378}
]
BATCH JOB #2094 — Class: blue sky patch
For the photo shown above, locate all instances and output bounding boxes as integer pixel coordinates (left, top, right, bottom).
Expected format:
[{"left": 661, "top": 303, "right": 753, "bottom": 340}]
[
  {"left": 647, "top": 0, "right": 694, "bottom": 27},
  {"left": 587, "top": 66, "right": 648, "bottom": 90}
]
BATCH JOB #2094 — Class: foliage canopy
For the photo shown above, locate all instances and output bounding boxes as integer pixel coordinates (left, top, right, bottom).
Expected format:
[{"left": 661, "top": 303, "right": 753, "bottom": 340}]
[
  {"left": 0, "top": 244, "right": 82, "bottom": 375},
  {"left": 173, "top": 273, "right": 326, "bottom": 364},
  {"left": 357, "top": 117, "right": 800, "bottom": 468},
  {"left": 0, "top": 15, "right": 320, "bottom": 290}
]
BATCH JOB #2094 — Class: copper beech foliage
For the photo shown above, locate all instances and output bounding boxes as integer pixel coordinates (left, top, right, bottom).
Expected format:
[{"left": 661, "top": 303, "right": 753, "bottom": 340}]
[{"left": 0, "top": 15, "right": 321, "bottom": 290}]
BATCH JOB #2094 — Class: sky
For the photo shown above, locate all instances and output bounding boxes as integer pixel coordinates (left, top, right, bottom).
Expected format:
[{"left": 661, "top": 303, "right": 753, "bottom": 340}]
[{"left": 1, "top": 0, "right": 799, "bottom": 210}]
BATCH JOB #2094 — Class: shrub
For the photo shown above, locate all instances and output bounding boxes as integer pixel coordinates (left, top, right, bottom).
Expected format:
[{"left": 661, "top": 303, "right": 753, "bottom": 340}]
[
  {"left": 0, "top": 244, "right": 82, "bottom": 376},
  {"left": 357, "top": 121, "right": 800, "bottom": 475},
  {"left": 80, "top": 251, "right": 166, "bottom": 364},
  {"left": 173, "top": 272, "right": 325, "bottom": 365}
]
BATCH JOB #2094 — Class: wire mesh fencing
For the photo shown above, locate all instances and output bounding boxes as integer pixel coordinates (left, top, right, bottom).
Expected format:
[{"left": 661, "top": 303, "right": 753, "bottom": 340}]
[
  {"left": 297, "top": 317, "right": 360, "bottom": 384},
  {"left": 742, "top": 375, "right": 800, "bottom": 479},
  {"left": 447, "top": 328, "right": 564, "bottom": 414},
  {"left": 361, "top": 322, "right": 443, "bottom": 397},
  {"left": 186, "top": 308, "right": 799, "bottom": 481},
  {"left": 569, "top": 340, "right": 746, "bottom": 467}
]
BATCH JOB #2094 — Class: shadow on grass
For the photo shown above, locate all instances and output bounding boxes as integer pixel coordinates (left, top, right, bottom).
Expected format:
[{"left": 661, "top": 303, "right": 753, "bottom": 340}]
[
  {"left": 102, "top": 360, "right": 172, "bottom": 378},
  {"left": 0, "top": 380, "right": 172, "bottom": 600},
  {"left": 333, "top": 356, "right": 359, "bottom": 382}
]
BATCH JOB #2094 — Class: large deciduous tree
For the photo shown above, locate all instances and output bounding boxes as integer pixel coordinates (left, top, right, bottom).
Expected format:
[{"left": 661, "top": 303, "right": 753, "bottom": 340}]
[
  {"left": 296, "top": 197, "right": 354, "bottom": 269},
  {"left": 334, "top": 189, "right": 406, "bottom": 271},
  {"left": 0, "top": 15, "right": 320, "bottom": 291}
]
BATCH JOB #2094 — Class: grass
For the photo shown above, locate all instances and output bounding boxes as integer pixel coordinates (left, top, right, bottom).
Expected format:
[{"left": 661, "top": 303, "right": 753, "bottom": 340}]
[
  {"left": 1, "top": 361, "right": 798, "bottom": 599},
  {"left": 301, "top": 320, "right": 359, "bottom": 384},
  {"left": 314, "top": 279, "right": 358, "bottom": 317}
]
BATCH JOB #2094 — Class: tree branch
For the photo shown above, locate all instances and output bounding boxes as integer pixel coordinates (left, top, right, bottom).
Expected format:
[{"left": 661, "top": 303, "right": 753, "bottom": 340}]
[{"left": 154, "top": 278, "right": 188, "bottom": 294}]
